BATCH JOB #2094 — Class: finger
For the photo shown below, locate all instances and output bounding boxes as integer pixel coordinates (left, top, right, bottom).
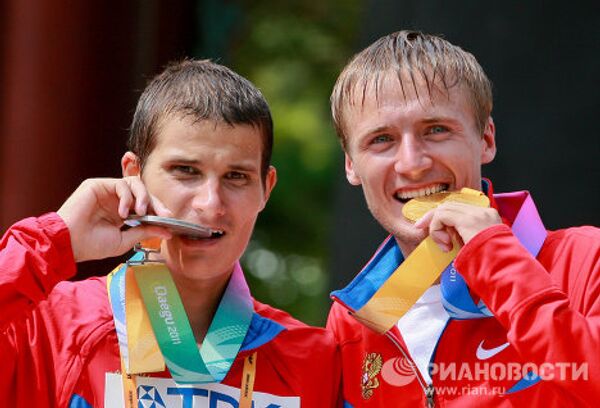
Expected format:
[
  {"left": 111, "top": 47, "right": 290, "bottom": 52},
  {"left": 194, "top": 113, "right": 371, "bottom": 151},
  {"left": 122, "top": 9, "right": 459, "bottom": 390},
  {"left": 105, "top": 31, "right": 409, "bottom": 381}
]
[
  {"left": 427, "top": 204, "right": 461, "bottom": 231},
  {"left": 140, "top": 226, "right": 172, "bottom": 241},
  {"left": 414, "top": 209, "right": 435, "bottom": 229},
  {"left": 114, "top": 180, "right": 135, "bottom": 219},
  {"left": 119, "top": 225, "right": 172, "bottom": 250},
  {"left": 430, "top": 229, "right": 453, "bottom": 252},
  {"left": 125, "top": 177, "right": 150, "bottom": 216},
  {"left": 148, "top": 194, "right": 173, "bottom": 218},
  {"left": 427, "top": 206, "right": 460, "bottom": 252},
  {"left": 449, "top": 228, "right": 464, "bottom": 247}
]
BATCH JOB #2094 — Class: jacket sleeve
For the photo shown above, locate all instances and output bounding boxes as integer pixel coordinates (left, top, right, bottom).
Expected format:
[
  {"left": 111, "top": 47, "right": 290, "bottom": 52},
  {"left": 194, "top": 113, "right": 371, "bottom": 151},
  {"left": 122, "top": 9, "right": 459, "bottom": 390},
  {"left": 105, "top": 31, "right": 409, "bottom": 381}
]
[
  {"left": 0, "top": 213, "right": 76, "bottom": 327},
  {"left": 455, "top": 224, "right": 600, "bottom": 404}
]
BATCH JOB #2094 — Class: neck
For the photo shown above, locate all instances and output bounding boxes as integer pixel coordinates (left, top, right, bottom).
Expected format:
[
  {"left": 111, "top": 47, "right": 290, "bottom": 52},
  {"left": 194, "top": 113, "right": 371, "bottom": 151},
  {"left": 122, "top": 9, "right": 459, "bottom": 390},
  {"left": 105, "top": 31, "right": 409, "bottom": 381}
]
[
  {"left": 396, "top": 238, "right": 418, "bottom": 259},
  {"left": 168, "top": 263, "right": 233, "bottom": 343}
]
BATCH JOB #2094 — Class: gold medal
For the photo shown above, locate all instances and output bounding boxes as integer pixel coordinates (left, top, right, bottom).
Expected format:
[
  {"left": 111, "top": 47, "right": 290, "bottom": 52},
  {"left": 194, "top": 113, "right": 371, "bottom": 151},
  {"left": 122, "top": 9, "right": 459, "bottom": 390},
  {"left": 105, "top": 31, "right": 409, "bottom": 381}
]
[{"left": 402, "top": 187, "right": 490, "bottom": 222}]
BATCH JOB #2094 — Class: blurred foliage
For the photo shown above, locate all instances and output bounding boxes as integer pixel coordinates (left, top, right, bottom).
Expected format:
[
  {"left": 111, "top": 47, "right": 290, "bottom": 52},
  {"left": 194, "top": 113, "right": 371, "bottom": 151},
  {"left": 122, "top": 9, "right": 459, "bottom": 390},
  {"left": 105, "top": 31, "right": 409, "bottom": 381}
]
[{"left": 195, "top": 0, "right": 361, "bottom": 325}]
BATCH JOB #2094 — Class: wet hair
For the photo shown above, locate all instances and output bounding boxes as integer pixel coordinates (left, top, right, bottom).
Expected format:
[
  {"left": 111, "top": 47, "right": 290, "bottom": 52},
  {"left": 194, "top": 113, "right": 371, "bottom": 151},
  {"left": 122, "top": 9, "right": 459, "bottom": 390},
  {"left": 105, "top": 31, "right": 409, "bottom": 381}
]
[
  {"left": 331, "top": 30, "right": 492, "bottom": 149},
  {"left": 128, "top": 59, "right": 273, "bottom": 179}
]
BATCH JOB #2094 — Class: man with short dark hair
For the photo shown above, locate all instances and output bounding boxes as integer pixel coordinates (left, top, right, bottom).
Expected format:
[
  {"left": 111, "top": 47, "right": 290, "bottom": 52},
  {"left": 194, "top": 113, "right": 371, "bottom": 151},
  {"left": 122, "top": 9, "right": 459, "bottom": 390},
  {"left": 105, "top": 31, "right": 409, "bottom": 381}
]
[
  {"left": 327, "top": 31, "right": 599, "bottom": 407},
  {"left": 0, "top": 59, "right": 341, "bottom": 407}
]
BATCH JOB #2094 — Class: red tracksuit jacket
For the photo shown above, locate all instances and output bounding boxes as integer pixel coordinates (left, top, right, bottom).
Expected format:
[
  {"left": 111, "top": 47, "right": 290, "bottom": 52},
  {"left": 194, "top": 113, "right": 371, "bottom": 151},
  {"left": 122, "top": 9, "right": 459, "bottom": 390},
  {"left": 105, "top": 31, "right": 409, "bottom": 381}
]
[
  {"left": 0, "top": 213, "right": 341, "bottom": 407},
  {"left": 327, "top": 189, "right": 600, "bottom": 407}
]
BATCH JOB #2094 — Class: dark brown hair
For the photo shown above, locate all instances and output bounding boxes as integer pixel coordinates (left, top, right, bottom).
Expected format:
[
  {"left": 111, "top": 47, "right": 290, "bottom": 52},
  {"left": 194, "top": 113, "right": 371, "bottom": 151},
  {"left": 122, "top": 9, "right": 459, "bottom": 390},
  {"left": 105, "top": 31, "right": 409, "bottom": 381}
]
[{"left": 128, "top": 59, "right": 273, "bottom": 179}]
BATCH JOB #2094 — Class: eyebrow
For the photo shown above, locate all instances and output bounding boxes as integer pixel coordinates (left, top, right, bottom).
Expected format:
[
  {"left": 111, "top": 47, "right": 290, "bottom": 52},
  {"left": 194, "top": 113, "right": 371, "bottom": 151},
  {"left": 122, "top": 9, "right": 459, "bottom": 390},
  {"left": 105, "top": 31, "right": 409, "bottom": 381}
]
[
  {"left": 361, "top": 125, "right": 394, "bottom": 137},
  {"left": 228, "top": 163, "right": 259, "bottom": 173},
  {"left": 421, "top": 116, "right": 460, "bottom": 125},
  {"left": 167, "top": 157, "right": 200, "bottom": 165},
  {"left": 166, "top": 157, "right": 259, "bottom": 173},
  {"left": 365, "top": 117, "right": 459, "bottom": 131}
]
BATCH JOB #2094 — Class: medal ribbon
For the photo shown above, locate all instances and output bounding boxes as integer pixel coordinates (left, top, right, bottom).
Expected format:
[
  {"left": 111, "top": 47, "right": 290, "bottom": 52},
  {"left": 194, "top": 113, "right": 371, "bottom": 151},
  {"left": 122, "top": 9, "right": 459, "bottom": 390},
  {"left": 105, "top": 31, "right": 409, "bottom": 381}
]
[
  {"left": 107, "top": 252, "right": 165, "bottom": 375},
  {"left": 352, "top": 190, "right": 546, "bottom": 333},
  {"left": 107, "top": 267, "right": 141, "bottom": 408},
  {"left": 353, "top": 236, "right": 460, "bottom": 333},
  {"left": 108, "top": 258, "right": 254, "bottom": 385},
  {"left": 239, "top": 352, "right": 258, "bottom": 408},
  {"left": 440, "top": 191, "right": 547, "bottom": 319}
]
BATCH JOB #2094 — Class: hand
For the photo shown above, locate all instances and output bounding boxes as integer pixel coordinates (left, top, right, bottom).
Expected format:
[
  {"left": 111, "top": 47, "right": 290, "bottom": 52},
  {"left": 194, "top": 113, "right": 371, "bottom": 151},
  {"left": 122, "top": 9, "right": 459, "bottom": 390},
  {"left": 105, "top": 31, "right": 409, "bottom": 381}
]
[
  {"left": 57, "top": 177, "right": 173, "bottom": 262},
  {"left": 414, "top": 201, "right": 502, "bottom": 252}
]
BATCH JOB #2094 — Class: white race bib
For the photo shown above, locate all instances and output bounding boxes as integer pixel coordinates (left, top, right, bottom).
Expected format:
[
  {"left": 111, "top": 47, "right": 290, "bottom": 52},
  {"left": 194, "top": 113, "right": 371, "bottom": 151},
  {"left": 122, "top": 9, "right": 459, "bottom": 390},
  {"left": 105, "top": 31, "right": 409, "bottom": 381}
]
[{"left": 105, "top": 373, "right": 301, "bottom": 408}]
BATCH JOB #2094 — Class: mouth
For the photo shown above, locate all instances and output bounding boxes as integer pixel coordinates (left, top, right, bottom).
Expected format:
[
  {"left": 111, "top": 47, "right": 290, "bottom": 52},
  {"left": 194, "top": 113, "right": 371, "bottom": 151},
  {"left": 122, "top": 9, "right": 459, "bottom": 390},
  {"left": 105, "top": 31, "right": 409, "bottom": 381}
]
[
  {"left": 394, "top": 183, "right": 449, "bottom": 203},
  {"left": 181, "top": 229, "right": 226, "bottom": 241}
]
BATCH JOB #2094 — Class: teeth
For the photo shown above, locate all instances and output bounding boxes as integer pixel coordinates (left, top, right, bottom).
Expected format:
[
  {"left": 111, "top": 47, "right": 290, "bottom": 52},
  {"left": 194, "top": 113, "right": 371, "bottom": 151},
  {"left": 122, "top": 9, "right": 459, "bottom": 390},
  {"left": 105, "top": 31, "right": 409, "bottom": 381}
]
[
  {"left": 181, "top": 229, "right": 224, "bottom": 240},
  {"left": 395, "top": 184, "right": 447, "bottom": 200},
  {"left": 210, "top": 230, "right": 224, "bottom": 238}
]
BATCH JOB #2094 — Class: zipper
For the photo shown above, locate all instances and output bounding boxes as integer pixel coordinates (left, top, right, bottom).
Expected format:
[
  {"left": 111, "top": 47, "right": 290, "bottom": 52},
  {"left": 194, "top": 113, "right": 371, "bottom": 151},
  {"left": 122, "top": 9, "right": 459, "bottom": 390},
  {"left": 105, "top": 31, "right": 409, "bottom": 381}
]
[
  {"left": 425, "top": 384, "right": 435, "bottom": 407},
  {"left": 422, "top": 318, "right": 450, "bottom": 408},
  {"left": 385, "top": 331, "right": 435, "bottom": 407}
]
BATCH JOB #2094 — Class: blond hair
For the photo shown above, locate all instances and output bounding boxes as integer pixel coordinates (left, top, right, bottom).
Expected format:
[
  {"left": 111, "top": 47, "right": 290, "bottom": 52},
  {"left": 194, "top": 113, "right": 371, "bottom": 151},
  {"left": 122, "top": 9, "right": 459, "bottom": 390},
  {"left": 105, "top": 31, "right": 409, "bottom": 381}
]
[{"left": 331, "top": 30, "right": 492, "bottom": 149}]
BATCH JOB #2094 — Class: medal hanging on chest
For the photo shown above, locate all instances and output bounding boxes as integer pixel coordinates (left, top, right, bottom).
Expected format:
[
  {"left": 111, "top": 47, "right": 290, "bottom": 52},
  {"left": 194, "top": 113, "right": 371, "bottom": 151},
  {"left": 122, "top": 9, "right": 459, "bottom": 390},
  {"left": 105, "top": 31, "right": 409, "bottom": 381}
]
[
  {"left": 352, "top": 189, "right": 547, "bottom": 332},
  {"left": 107, "top": 238, "right": 255, "bottom": 406}
]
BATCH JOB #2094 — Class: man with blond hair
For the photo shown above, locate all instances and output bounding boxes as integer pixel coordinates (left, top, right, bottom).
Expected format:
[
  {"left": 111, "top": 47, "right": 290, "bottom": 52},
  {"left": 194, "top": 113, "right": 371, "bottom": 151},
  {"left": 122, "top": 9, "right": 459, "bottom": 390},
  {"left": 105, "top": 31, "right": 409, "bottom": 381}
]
[{"left": 327, "top": 30, "right": 599, "bottom": 407}]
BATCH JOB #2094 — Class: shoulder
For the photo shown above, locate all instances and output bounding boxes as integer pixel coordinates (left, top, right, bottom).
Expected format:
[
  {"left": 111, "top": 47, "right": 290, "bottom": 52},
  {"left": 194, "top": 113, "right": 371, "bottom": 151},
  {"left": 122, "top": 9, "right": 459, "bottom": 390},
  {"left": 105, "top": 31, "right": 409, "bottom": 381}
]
[
  {"left": 254, "top": 301, "right": 341, "bottom": 388},
  {"left": 541, "top": 226, "right": 600, "bottom": 264},
  {"left": 252, "top": 299, "right": 336, "bottom": 349},
  {"left": 326, "top": 301, "right": 365, "bottom": 345},
  {"left": 253, "top": 299, "right": 307, "bottom": 329},
  {"left": 545, "top": 225, "right": 600, "bottom": 246},
  {"left": 250, "top": 302, "right": 342, "bottom": 406},
  {"left": 42, "top": 276, "right": 115, "bottom": 343},
  {"left": 8, "top": 275, "right": 113, "bottom": 333},
  {"left": 535, "top": 226, "right": 600, "bottom": 311},
  {"left": 50, "top": 276, "right": 111, "bottom": 316},
  {"left": 2, "top": 275, "right": 116, "bottom": 404}
]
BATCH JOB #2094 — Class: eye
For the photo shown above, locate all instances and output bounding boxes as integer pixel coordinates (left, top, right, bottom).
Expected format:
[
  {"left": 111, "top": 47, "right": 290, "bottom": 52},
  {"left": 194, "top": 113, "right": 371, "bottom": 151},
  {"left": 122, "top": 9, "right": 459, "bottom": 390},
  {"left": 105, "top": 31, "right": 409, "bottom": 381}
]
[
  {"left": 371, "top": 134, "right": 392, "bottom": 144},
  {"left": 171, "top": 165, "right": 199, "bottom": 176},
  {"left": 226, "top": 171, "right": 249, "bottom": 181},
  {"left": 426, "top": 125, "right": 449, "bottom": 135}
]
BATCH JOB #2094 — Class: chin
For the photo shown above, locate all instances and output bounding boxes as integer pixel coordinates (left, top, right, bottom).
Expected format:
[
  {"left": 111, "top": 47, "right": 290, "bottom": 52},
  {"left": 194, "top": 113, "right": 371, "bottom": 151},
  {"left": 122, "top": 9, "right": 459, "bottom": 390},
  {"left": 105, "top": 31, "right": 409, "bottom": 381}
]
[
  {"left": 394, "top": 225, "right": 426, "bottom": 241},
  {"left": 382, "top": 219, "right": 427, "bottom": 249}
]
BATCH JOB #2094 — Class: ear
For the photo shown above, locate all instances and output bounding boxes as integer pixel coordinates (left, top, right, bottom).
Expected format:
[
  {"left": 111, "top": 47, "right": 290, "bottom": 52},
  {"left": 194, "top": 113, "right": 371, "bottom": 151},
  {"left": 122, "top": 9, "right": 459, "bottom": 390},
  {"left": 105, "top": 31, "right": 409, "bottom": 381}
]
[
  {"left": 259, "top": 166, "right": 278, "bottom": 211},
  {"left": 345, "top": 153, "right": 361, "bottom": 185},
  {"left": 121, "top": 152, "right": 141, "bottom": 177},
  {"left": 480, "top": 117, "right": 497, "bottom": 164}
]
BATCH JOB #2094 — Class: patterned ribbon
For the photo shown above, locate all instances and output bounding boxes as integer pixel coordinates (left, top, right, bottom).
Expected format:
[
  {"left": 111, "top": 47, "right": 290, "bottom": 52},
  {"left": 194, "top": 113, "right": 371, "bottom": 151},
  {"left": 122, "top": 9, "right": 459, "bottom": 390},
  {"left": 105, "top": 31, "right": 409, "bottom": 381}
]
[
  {"left": 332, "top": 190, "right": 548, "bottom": 394},
  {"left": 108, "top": 258, "right": 254, "bottom": 385},
  {"left": 440, "top": 191, "right": 547, "bottom": 319},
  {"left": 440, "top": 191, "right": 548, "bottom": 394},
  {"left": 352, "top": 236, "right": 460, "bottom": 333}
]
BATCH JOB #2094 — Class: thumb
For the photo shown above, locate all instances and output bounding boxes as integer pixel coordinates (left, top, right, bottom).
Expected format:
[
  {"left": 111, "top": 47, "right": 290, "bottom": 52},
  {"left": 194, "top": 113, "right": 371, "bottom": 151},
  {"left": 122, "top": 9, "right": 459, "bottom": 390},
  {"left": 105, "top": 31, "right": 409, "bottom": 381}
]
[
  {"left": 414, "top": 210, "right": 434, "bottom": 229},
  {"left": 120, "top": 225, "right": 172, "bottom": 251}
]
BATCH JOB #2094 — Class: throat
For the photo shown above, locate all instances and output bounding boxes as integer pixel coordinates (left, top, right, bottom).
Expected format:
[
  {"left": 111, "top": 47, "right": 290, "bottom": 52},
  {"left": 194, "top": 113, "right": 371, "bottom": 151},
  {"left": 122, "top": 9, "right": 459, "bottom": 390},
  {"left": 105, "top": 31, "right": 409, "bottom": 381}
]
[
  {"left": 395, "top": 234, "right": 425, "bottom": 258},
  {"left": 171, "top": 273, "right": 230, "bottom": 343}
]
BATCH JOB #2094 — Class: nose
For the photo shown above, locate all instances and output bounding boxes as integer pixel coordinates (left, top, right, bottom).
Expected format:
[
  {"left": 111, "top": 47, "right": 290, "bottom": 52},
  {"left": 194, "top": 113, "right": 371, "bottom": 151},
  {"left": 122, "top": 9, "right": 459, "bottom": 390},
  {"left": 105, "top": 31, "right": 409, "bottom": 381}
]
[
  {"left": 393, "top": 135, "right": 432, "bottom": 179},
  {"left": 191, "top": 178, "right": 226, "bottom": 218}
]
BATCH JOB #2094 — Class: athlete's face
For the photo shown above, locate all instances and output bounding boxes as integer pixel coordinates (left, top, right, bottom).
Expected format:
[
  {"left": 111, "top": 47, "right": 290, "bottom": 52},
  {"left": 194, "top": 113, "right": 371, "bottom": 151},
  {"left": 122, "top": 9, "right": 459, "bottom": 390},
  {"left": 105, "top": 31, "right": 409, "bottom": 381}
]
[
  {"left": 123, "top": 115, "right": 276, "bottom": 280},
  {"left": 342, "top": 72, "right": 496, "bottom": 253}
]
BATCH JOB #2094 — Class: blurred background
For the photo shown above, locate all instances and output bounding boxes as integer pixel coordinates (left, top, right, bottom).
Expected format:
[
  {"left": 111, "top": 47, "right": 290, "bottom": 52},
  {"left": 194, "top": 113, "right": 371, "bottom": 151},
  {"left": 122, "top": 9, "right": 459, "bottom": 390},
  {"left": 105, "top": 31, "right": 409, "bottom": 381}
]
[{"left": 1, "top": 0, "right": 598, "bottom": 325}]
